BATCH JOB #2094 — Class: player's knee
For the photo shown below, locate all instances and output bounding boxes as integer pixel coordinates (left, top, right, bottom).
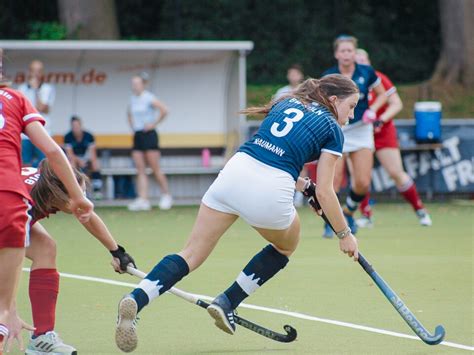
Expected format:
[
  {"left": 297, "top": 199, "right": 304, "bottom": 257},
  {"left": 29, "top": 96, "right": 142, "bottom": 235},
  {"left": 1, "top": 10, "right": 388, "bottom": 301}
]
[
  {"left": 39, "top": 237, "right": 57, "bottom": 262},
  {"left": 178, "top": 249, "right": 204, "bottom": 272}
]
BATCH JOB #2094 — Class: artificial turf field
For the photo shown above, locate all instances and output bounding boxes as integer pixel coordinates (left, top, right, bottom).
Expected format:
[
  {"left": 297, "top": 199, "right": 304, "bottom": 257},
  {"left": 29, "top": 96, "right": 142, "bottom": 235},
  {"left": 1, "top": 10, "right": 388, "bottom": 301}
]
[{"left": 14, "top": 203, "right": 473, "bottom": 354}]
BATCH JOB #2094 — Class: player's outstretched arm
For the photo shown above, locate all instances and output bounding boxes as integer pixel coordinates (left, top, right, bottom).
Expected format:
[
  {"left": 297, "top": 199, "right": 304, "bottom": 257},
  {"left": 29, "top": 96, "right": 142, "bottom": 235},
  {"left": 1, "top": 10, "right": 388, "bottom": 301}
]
[
  {"left": 80, "top": 212, "right": 136, "bottom": 273},
  {"left": 25, "top": 121, "right": 93, "bottom": 223},
  {"left": 314, "top": 152, "right": 359, "bottom": 260}
]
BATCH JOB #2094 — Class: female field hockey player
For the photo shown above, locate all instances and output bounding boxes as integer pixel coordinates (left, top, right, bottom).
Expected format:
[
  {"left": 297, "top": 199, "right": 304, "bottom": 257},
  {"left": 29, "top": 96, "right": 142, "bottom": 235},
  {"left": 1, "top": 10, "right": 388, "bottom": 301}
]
[
  {"left": 115, "top": 74, "right": 360, "bottom": 352},
  {"left": 0, "top": 49, "right": 93, "bottom": 353},
  {"left": 354, "top": 49, "right": 432, "bottom": 228},
  {"left": 22, "top": 159, "right": 136, "bottom": 354},
  {"left": 321, "top": 35, "right": 387, "bottom": 237}
]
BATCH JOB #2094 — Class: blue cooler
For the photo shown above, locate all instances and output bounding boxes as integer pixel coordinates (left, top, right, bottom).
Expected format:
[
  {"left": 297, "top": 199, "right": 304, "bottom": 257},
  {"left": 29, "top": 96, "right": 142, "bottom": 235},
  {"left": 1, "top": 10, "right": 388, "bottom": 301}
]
[{"left": 414, "top": 101, "right": 442, "bottom": 143}]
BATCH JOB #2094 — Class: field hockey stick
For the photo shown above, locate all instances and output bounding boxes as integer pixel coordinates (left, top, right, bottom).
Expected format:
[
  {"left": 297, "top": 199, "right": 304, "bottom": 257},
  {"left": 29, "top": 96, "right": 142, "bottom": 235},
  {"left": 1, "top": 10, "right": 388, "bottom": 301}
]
[
  {"left": 126, "top": 266, "right": 297, "bottom": 343},
  {"left": 307, "top": 196, "right": 446, "bottom": 345}
]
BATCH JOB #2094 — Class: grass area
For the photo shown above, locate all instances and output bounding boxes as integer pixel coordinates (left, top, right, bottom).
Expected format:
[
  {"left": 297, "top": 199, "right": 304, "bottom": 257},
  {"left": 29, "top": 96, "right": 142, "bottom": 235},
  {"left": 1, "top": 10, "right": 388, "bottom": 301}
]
[
  {"left": 13, "top": 203, "right": 473, "bottom": 354},
  {"left": 247, "top": 83, "right": 474, "bottom": 119}
]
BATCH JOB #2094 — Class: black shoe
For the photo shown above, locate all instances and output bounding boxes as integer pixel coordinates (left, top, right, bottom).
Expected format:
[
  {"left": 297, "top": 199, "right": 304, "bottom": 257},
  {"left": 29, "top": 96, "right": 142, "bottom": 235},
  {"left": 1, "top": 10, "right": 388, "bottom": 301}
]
[{"left": 207, "top": 293, "right": 236, "bottom": 335}]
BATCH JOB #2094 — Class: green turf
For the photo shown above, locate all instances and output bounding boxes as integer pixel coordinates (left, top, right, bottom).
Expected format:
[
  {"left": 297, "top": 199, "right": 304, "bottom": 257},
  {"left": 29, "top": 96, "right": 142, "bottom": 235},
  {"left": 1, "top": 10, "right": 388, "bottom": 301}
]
[{"left": 14, "top": 203, "right": 473, "bottom": 354}]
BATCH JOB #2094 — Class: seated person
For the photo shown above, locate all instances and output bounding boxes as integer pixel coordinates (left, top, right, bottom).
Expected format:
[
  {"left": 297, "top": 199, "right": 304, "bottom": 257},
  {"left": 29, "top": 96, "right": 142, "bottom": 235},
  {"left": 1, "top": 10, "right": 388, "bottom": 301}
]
[{"left": 64, "top": 115, "right": 103, "bottom": 198}]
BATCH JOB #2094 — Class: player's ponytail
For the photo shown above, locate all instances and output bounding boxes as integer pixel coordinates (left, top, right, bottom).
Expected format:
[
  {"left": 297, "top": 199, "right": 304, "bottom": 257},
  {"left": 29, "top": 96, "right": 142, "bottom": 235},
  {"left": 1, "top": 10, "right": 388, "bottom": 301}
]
[
  {"left": 31, "top": 159, "right": 89, "bottom": 217},
  {"left": 240, "top": 74, "right": 358, "bottom": 119}
]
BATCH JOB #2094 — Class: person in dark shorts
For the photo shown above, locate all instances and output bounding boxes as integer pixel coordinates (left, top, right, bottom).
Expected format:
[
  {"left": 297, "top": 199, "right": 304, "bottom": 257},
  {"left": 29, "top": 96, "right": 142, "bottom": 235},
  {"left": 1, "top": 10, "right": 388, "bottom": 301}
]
[
  {"left": 64, "top": 116, "right": 103, "bottom": 199},
  {"left": 127, "top": 72, "right": 172, "bottom": 211}
]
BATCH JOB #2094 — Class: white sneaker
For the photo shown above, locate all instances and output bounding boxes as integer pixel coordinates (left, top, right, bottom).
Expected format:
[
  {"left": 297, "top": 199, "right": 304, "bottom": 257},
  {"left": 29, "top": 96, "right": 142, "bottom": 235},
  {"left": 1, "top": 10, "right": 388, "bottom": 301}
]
[
  {"left": 356, "top": 215, "right": 374, "bottom": 228},
  {"left": 25, "top": 331, "right": 77, "bottom": 354},
  {"left": 115, "top": 296, "right": 139, "bottom": 353},
  {"left": 416, "top": 209, "right": 432, "bottom": 226},
  {"left": 127, "top": 198, "right": 151, "bottom": 211},
  {"left": 159, "top": 194, "right": 173, "bottom": 210}
]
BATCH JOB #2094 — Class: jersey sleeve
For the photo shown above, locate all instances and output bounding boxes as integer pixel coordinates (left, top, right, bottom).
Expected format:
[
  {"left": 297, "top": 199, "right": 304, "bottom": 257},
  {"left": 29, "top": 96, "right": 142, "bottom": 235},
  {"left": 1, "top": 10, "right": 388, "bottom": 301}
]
[
  {"left": 321, "top": 122, "right": 344, "bottom": 157},
  {"left": 367, "top": 66, "right": 381, "bottom": 90},
  {"left": 19, "top": 93, "right": 45, "bottom": 131},
  {"left": 378, "top": 72, "right": 396, "bottom": 96},
  {"left": 86, "top": 132, "right": 96, "bottom": 145}
]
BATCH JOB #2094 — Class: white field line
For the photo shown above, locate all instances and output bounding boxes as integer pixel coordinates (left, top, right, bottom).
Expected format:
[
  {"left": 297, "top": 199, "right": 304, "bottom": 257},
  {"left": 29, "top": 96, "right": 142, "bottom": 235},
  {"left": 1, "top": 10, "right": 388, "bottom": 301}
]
[{"left": 22, "top": 268, "right": 474, "bottom": 352}]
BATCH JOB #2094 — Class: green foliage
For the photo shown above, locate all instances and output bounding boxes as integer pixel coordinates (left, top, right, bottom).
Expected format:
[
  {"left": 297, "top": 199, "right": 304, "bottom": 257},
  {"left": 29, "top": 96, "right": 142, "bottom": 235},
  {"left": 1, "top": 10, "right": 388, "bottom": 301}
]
[
  {"left": 116, "top": 0, "right": 440, "bottom": 84},
  {"left": 1, "top": 0, "right": 441, "bottom": 84},
  {"left": 28, "top": 22, "right": 67, "bottom": 40}
]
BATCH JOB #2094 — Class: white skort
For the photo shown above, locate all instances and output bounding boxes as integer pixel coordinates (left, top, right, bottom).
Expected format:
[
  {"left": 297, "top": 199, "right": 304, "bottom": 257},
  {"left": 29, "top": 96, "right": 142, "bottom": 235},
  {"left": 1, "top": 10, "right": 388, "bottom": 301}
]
[
  {"left": 342, "top": 122, "right": 374, "bottom": 153},
  {"left": 202, "top": 152, "right": 297, "bottom": 230}
]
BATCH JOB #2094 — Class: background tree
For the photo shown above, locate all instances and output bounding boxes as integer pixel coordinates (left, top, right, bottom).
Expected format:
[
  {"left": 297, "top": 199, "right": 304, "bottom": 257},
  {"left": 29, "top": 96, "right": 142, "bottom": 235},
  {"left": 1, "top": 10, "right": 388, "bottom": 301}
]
[
  {"left": 58, "top": 0, "right": 120, "bottom": 39},
  {"left": 431, "top": 0, "right": 474, "bottom": 87}
]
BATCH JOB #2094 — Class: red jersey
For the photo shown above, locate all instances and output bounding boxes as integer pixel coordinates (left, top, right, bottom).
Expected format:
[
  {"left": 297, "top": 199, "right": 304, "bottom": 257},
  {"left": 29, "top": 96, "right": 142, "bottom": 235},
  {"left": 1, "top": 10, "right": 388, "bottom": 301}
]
[
  {"left": 368, "top": 71, "right": 397, "bottom": 119},
  {"left": 0, "top": 87, "right": 45, "bottom": 199},
  {"left": 21, "top": 167, "right": 56, "bottom": 225}
]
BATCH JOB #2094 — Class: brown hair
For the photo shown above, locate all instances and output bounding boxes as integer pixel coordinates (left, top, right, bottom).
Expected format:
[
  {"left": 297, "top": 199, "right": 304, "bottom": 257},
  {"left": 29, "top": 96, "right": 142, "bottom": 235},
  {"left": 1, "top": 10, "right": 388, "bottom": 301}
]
[
  {"left": 31, "top": 159, "right": 89, "bottom": 217},
  {"left": 241, "top": 74, "right": 359, "bottom": 118},
  {"left": 288, "top": 63, "right": 303, "bottom": 74},
  {"left": 333, "top": 35, "right": 358, "bottom": 52}
]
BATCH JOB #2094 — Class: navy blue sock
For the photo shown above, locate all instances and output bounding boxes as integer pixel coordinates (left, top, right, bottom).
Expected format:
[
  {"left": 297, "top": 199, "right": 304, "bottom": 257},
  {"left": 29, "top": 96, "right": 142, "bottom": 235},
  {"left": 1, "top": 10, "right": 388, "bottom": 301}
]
[
  {"left": 224, "top": 244, "right": 289, "bottom": 309},
  {"left": 131, "top": 254, "right": 189, "bottom": 312},
  {"left": 346, "top": 189, "right": 366, "bottom": 213}
]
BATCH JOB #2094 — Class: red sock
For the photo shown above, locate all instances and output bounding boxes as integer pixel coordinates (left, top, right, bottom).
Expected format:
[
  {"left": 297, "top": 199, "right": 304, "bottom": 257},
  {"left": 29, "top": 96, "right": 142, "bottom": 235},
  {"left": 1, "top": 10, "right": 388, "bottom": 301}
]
[
  {"left": 29, "top": 269, "right": 59, "bottom": 337},
  {"left": 359, "top": 194, "right": 372, "bottom": 218},
  {"left": 399, "top": 181, "right": 424, "bottom": 211}
]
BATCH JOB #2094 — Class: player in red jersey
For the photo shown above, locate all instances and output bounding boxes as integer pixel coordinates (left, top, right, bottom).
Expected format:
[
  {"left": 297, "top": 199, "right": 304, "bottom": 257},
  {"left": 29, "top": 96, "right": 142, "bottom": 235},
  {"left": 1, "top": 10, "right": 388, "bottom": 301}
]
[
  {"left": 0, "top": 49, "right": 93, "bottom": 353},
  {"left": 354, "top": 49, "right": 432, "bottom": 227},
  {"left": 20, "top": 160, "right": 136, "bottom": 354}
]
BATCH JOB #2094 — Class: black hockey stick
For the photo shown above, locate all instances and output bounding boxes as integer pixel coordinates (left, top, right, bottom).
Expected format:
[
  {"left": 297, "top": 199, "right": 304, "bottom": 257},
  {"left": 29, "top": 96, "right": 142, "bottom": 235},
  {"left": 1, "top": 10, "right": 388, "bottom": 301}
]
[
  {"left": 127, "top": 267, "right": 297, "bottom": 343},
  {"left": 307, "top": 196, "right": 445, "bottom": 345}
]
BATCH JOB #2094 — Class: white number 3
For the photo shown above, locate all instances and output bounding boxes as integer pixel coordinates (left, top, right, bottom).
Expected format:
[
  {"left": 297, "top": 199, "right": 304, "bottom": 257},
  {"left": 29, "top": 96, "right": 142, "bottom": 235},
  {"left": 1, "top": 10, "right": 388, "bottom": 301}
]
[{"left": 270, "top": 108, "right": 304, "bottom": 137}]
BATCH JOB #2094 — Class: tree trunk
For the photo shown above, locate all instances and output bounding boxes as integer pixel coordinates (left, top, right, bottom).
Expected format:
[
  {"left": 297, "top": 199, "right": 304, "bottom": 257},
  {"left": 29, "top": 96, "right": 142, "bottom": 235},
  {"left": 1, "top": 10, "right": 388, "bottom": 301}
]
[
  {"left": 58, "top": 0, "right": 120, "bottom": 39},
  {"left": 431, "top": 0, "right": 474, "bottom": 87}
]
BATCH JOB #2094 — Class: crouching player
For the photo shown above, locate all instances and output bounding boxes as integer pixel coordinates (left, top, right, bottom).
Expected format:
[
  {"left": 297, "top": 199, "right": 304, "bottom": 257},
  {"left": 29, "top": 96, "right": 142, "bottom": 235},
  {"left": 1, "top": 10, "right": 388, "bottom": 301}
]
[
  {"left": 354, "top": 49, "right": 432, "bottom": 227},
  {"left": 115, "top": 74, "right": 360, "bottom": 352},
  {"left": 23, "top": 159, "right": 136, "bottom": 354}
]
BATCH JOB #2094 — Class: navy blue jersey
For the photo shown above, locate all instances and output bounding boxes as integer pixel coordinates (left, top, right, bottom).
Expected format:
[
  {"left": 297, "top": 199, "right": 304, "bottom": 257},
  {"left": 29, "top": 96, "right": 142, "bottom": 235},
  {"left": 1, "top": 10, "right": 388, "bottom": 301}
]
[
  {"left": 239, "top": 98, "right": 344, "bottom": 180},
  {"left": 322, "top": 63, "right": 380, "bottom": 125},
  {"left": 64, "top": 131, "right": 95, "bottom": 156}
]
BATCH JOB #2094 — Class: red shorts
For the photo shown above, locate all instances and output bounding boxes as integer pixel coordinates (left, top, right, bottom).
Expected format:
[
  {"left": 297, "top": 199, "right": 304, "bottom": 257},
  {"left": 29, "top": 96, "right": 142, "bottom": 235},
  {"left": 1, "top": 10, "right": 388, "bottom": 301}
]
[
  {"left": 0, "top": 192, "right": 32, "bottom": 248},
  {"left": 374, "top": 120, "right": 399, "bottom": 151}
]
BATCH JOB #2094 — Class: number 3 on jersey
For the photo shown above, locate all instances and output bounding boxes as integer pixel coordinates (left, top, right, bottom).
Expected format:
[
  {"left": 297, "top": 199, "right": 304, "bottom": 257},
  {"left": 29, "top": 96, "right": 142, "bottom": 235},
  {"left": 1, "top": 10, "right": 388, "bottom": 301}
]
[{"left": 270, "top": 108, "right": 304, "bottom": 137}]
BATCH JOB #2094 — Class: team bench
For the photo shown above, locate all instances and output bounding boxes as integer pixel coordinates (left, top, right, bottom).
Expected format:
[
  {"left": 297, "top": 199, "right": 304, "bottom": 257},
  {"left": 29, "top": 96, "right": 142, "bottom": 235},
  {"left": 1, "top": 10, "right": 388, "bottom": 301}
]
[{"left": 97, "top": 148, "right": 225, "bottom": 203}]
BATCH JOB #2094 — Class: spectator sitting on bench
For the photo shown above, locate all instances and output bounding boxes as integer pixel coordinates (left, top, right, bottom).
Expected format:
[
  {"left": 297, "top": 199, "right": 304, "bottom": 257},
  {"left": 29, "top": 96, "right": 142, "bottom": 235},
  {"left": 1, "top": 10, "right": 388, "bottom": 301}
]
[{"left": 64, "top": 115, "right": 103, "bottom": 199}]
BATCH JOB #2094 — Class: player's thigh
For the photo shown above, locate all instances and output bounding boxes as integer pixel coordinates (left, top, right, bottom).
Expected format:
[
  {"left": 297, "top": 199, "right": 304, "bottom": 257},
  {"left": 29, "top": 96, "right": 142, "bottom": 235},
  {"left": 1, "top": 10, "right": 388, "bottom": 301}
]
[
  {"left": 0, "top": 247, "right": 25, "bottom": 309},
  {"left": 348, "top": 148, "right": 373, "bottom": 190},
  {"left": 132, "top": 150, "right": 146, "bottom": 173},
  {"left": 253, "top": 213, "right": 300, "bottom": 257},
  {"left": 376, "top": 148, "right": 404, "bottom": 178},
  {"left": 179, "top": 204, "right": 238, "bottom": 271},
  {"left": 144, "top": 150, "right": 162, "bottom": 170},
  {"left": 26, "top": 223, "right": 57, "bottom": 262}
]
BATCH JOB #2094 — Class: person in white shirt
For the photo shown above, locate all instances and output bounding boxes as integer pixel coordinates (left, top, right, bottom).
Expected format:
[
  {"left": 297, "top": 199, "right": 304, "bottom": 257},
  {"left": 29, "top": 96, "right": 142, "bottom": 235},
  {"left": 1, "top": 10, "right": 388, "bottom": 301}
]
[
  {"left": 127, "top": 72, "right": 172, "bottom": 211},
  {"left": 274, "top": 64, "right": 304, "bottom": 100},
  {"left": 18, "top": 60, "right": 55, "bottom": 167}
]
